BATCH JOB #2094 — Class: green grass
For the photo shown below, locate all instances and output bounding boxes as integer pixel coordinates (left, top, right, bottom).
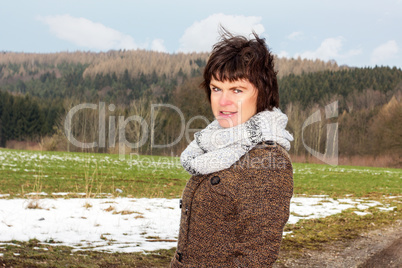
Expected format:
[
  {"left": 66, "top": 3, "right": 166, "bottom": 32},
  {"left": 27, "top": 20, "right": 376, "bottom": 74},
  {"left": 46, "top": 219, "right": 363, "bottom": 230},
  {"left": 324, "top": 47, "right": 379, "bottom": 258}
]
[
  {"left": 0, "top": 148, "right": 189, "bottom": 198},
  {"left": 1, "top": 148, "right": 400, "bottom": 198},
  {"left": 293, "top": 163, "right": 401, "bottom": 198}
]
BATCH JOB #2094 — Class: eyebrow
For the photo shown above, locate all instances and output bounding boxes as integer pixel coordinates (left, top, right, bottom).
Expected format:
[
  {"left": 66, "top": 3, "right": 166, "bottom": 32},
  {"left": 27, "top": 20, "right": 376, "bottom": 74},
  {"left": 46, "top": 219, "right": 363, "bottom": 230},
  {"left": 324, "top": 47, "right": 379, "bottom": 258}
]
[{"left": 210, "top": 83, "right": 249, "bottom": 90}]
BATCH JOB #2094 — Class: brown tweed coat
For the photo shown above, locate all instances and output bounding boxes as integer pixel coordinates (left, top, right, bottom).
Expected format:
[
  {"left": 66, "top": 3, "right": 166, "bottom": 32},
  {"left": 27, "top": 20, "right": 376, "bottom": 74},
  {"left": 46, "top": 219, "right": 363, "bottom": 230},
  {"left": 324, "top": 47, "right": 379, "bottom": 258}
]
[{"left": 171, "top": 141, "right": 293, "bottom": 267}]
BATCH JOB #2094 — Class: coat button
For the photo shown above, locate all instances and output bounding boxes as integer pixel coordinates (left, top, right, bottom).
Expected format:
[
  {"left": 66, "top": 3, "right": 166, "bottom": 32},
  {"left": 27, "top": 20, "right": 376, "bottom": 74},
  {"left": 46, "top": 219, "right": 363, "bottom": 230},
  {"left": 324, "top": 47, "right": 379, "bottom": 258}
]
[
  {"left": 266, "top": 140, "right": 275, "bottom": 145},
  {"left": 210, "top": 176, "right": 220, "bottom": 185}
]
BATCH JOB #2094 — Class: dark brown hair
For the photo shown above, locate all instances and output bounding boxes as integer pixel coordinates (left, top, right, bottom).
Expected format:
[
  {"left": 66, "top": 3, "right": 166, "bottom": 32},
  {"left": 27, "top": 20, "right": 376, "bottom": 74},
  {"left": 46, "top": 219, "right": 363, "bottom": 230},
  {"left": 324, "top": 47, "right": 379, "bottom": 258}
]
[{"left": 201, "top": 30, "right": 279, "bottom": 112}]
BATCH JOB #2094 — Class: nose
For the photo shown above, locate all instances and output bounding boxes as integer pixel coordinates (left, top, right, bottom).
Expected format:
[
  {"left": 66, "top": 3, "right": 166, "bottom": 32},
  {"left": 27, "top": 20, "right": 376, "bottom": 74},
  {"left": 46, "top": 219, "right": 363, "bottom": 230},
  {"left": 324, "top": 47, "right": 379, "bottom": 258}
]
[{"left": 219, "top": 91, "right": 232, "bottom": 106}]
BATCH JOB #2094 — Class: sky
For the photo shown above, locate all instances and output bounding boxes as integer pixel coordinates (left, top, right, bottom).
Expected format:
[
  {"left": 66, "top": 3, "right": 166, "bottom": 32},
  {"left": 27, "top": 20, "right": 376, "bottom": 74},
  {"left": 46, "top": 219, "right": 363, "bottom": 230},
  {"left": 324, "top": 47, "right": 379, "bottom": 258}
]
[{"left": 1, "top": 0, "right": 401, "bottom": 68}]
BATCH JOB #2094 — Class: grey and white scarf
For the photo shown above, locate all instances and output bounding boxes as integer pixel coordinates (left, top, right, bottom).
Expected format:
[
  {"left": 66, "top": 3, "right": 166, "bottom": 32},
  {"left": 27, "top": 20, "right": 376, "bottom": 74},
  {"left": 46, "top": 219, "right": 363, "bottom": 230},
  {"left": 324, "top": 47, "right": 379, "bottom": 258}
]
[{"left": 181, "top": 108, "right": 294, "bottom": 175}]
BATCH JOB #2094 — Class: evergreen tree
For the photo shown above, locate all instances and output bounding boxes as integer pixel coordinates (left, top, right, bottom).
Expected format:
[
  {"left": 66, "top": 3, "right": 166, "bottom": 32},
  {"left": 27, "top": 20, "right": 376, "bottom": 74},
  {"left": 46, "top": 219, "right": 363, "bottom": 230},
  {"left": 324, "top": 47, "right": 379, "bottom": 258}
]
[{"left": 0, "top": 95, "right": 12, "bottom": 144}]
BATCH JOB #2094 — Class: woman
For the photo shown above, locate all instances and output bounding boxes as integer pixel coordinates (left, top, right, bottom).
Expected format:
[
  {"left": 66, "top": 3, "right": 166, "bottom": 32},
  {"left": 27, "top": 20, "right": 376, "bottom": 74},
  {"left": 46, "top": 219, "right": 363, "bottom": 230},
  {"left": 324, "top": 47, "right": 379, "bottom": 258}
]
[{"left": 171, "top": 30, "right": 294, "bottom": 267}]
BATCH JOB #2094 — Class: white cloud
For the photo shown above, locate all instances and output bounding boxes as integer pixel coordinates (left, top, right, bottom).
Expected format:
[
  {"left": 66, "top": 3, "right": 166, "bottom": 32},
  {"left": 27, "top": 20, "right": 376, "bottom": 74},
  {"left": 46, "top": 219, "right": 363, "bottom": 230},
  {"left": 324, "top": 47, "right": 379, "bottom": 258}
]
[
  {"left": 287, "top": 31, "right": 304, "bottom": 40},
  {"left": 37, "top": 14, "right": 138, "bottom": 50},
  {"left": 277, "top": 51, "right": 290, "bottom": 58},
  {"left": 178, "top": 13, "right": 265, "bottom": 53},
  {"left": 151, "top": 39, "right": 167, "bottom": 53},
  {"left": 370, "top": 40, "right": 399, "bottom": 65},
  {"left": 37, "top": 14, "right": 165, "bottom": 52},
  {"left": 295, "top": 37, "right": 362, "bottom": 61}
]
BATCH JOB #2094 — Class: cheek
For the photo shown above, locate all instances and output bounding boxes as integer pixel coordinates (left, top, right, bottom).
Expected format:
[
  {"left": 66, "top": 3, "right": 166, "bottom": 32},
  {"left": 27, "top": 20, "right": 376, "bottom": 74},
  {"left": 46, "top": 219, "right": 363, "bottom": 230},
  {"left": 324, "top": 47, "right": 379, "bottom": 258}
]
[
  {"left": 243, "top": 95, "right": 258, "bottom": 115},
  {"left": 210, "top": 95, "right": 219, "bottom": 113}
]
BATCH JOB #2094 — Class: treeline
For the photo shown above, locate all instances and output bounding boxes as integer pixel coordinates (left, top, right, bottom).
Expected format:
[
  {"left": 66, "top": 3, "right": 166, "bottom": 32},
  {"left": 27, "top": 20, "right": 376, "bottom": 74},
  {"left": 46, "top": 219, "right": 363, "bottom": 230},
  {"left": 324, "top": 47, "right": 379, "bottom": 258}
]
[
  {"left": 279, "top": 66, "right": 402, "bottom": 109},
  {"left": 284, "top": 95, "right": 401, "bottom": 159},
  {"left": 0, "top": 51, "right": 208, "bottom": 84},
  {"left": 1, "top": 51, "right": 346, "bottom": 107},
  {"left": 164, "top": 68, "right": 402, "bottom": 160},
  {"left": 279, "top": 66, "right": 401, "bottom": 161},
  {"left": 0, "top": 50, "right": 342, "bottom": 83},
  {"left": 0, "top": 50, "right": 401, "bottom": 165},
  {"left": 0, "top": 64, "right": 180, "bottom": 105},
  {"left": 0, "top": 91, "right": 63, "bottom": 147}
]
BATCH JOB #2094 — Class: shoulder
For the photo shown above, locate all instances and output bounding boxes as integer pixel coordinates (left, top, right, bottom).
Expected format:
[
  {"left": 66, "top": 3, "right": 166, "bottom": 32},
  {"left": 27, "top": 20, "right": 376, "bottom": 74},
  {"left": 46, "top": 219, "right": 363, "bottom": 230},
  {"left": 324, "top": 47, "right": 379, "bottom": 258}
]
[
  {"left": 207, "top": 142, "right": 292, "bottom": 196},
  {"left": 237, "top": 142, "right": 293, "bottom": 195},
  {"left": 234, "top": 141, "right": 292, "bottom": 175}
]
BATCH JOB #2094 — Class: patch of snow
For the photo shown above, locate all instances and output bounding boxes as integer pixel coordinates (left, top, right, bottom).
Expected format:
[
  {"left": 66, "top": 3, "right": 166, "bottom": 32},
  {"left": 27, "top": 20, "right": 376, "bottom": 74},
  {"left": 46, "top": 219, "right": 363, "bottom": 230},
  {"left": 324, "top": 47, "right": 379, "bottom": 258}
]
[
  {"left": 283, "top": 231, "right": 293, "bottom": 236},
  {"left": 33, "top": 246, "right": 48, "bottom": 251},
  {"left": 377, "top": 207, "right": 396, "bottom": 211},
  {"left": 353, "top": 211, "right": 371, "bottom": 216},
  {"left": 385, "top": 195, "right": 402, "bottom": 199},
  {"left": 0, "top": 198, "right": 180, "bottom": 253},
  {"left": 0, "top": 197, "right": 391, "bottom": 253}
]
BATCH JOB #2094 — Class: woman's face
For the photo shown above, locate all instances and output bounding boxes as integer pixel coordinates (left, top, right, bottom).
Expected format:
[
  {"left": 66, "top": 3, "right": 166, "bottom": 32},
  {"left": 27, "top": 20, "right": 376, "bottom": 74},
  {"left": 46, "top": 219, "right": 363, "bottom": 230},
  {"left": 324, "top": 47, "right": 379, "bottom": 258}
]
[{"left": 210, "top": 78, "right": 258, "bottom": 128}]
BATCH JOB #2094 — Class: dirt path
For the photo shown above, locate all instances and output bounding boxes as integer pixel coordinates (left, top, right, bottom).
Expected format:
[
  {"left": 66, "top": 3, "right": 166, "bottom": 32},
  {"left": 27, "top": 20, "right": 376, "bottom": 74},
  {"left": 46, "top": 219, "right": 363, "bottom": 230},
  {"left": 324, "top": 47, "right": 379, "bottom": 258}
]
[
  {"left": 359, "top": 235, "right": 402, "bottom": 268},
  {"left": 274, "top": 220, "right": 402, "bottom": 268}
]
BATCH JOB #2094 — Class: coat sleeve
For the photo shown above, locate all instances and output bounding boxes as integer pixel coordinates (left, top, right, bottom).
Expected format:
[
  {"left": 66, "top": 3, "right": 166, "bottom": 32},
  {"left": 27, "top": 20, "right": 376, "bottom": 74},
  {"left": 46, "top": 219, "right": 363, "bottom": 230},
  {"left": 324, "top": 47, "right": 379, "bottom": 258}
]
[{"left": 231, "top": 159, "right": 293, "bottom": 267}]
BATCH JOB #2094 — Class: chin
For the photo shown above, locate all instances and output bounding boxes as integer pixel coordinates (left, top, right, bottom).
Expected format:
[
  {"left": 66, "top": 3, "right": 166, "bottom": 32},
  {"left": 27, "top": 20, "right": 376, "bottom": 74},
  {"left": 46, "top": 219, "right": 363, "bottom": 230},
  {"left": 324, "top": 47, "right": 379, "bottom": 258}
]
[{"left": 217, "top": 119, "right": 238, "bottom": 128}]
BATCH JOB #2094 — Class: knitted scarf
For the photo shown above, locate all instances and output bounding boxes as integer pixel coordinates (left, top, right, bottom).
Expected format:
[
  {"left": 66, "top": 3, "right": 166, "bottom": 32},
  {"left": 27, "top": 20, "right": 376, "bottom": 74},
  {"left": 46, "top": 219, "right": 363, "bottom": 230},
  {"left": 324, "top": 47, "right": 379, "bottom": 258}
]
[{"left": 181, "top": 108, "right": 294, "bottom": 175}]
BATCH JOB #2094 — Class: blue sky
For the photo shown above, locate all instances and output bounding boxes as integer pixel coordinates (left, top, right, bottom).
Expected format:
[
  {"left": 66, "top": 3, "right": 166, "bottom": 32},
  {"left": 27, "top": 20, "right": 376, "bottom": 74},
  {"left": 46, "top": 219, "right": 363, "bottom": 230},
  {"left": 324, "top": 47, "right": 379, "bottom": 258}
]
[{"left": 1, "top": 0, "right": 401, "bottom": 68}]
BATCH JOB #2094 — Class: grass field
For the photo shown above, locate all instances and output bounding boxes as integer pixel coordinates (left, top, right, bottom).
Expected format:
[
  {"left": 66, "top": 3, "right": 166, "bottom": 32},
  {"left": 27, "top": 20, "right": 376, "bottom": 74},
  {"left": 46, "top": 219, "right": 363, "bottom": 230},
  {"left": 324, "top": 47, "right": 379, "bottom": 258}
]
[
  {"left": 0, "top": 148, "right": 401, "bottom": 199},
  {"left": 0, "top": 148, "right": 188, "bottom": 198},
  {"left": 0, "top": 148, "right": 401, "bottom": 267}
]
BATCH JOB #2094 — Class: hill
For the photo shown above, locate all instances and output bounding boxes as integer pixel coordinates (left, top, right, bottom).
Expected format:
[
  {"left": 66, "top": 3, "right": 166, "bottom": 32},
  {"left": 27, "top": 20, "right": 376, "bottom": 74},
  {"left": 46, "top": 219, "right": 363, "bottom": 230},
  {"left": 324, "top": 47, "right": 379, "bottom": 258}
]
[{"left": 0, "top": 50, "right": 401, "bottom": 165}]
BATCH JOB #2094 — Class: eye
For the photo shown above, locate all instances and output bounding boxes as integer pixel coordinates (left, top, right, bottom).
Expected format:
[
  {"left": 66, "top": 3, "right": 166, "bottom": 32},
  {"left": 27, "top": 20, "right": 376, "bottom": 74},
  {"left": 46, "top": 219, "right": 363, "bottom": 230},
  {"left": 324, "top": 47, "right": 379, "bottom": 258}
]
[
  {"left": 233, "top": 89, "right": 243, "bottom": 94},
  {"left": 211, "top": 87, "right": 221, "bottom": 92}
]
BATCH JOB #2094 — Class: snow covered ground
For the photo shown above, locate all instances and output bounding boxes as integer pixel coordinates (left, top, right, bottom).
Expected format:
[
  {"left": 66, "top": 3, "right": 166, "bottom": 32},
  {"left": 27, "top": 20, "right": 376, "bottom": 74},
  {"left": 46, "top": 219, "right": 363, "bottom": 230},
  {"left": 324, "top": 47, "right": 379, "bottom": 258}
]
[{"left": 0, "top": 195, "right": 395, "bottom": 253}]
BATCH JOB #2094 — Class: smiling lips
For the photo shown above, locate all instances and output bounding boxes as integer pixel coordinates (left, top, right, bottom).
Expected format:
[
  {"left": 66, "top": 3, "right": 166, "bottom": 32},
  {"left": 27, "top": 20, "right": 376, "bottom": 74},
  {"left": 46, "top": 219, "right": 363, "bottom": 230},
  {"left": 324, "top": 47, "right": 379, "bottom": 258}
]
[{"left": 219, "top": 111, "right": 237, "bottom": 117}]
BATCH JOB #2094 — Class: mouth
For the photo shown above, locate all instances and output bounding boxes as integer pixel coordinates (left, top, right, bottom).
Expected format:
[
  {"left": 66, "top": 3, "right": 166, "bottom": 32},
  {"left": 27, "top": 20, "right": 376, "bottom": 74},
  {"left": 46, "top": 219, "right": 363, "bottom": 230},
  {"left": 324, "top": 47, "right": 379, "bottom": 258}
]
[{"left": 219, "top": 111, "right": 237, "bottom": 117}]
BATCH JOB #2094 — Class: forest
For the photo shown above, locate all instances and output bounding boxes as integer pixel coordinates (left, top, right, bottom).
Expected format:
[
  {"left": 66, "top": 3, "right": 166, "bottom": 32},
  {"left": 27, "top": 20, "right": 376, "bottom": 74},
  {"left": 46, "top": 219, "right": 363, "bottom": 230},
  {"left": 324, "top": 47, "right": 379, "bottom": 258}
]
[{"left": 0, "top": 50, "right": 401, "bottom": 167}]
